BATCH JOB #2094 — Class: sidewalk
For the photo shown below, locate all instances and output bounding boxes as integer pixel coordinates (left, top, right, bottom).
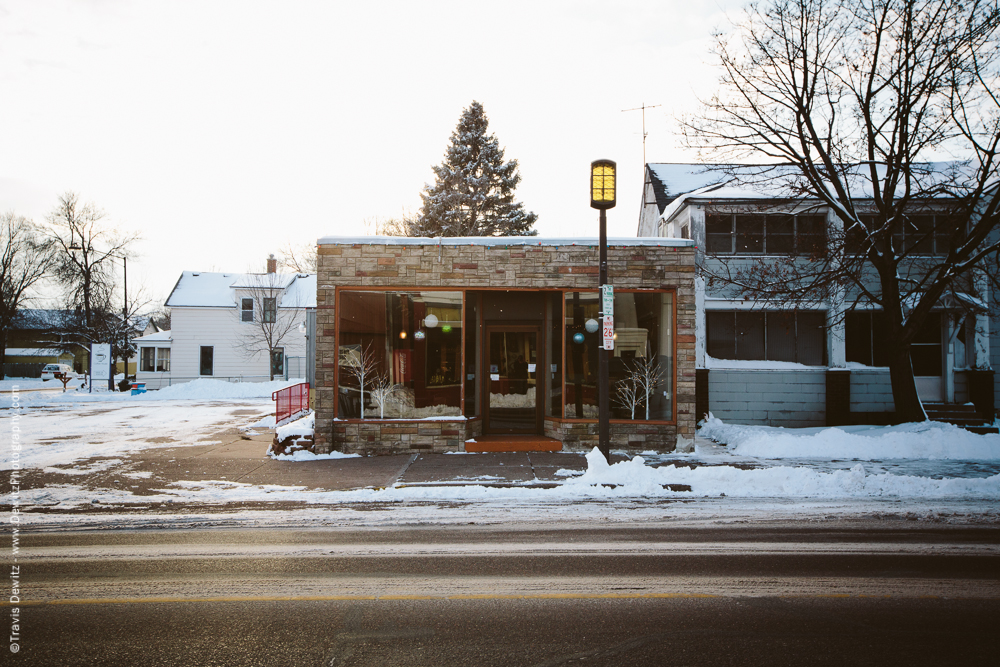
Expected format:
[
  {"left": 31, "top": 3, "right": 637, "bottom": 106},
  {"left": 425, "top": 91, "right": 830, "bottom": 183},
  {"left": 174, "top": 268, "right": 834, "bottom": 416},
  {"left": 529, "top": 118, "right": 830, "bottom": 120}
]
[{"left": 120, "top": 431, "right": 630, "bottom": 492}]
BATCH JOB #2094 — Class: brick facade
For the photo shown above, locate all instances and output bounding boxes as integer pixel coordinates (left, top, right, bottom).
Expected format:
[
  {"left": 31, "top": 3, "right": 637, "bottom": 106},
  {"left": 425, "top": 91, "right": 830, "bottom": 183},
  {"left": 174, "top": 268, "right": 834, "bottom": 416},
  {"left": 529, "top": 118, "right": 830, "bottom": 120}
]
[{"left": 314, "top": 237, "right": 696, "bottom": 455}]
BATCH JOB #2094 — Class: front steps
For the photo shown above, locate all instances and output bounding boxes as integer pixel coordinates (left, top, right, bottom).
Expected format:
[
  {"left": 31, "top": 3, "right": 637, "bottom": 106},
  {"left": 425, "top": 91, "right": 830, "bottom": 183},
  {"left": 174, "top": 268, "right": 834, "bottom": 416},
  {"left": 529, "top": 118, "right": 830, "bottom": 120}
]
[{"left": 922, "top": 403, "right": 998, "bottom": 434}]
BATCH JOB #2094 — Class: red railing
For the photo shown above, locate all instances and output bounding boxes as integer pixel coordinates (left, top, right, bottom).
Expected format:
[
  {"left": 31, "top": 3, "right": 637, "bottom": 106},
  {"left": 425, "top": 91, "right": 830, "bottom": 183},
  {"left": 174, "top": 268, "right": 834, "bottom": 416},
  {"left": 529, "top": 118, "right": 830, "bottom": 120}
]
[{"left": 272, "top": 382, "right": 310, "bottom": 425}]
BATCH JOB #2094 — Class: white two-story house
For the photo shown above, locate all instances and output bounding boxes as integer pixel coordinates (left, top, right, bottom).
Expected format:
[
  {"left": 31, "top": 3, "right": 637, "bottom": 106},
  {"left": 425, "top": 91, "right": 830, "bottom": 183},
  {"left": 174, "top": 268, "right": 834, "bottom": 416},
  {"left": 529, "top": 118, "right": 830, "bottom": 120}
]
[
  {"left": 639, "top": 163, "right": 998, "bottom": 429},
  {"left": 136, "top": 259, "right": 316, "bottom": 389}
]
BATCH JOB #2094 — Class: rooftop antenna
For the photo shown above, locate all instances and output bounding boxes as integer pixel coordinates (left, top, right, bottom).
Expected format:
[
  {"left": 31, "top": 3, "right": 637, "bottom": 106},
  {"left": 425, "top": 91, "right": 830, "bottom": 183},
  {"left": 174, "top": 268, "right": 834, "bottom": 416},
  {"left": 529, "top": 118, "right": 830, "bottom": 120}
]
[{"left": 622, "top": 103, "right": 661, "bottom": 167}]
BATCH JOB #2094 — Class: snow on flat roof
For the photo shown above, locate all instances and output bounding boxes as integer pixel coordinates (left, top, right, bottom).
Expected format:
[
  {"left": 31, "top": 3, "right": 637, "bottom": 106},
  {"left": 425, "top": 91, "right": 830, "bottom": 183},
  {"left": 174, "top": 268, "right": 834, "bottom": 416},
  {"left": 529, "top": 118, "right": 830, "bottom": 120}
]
[
  {"left": 133, "top": 330, "right": 172, "bottom": 343},
  {"left": 166, "top": 271, "right": 317, "bottom": 308},
  {"left": 317, "top": 235, "right": 694, "bottom": 247}
]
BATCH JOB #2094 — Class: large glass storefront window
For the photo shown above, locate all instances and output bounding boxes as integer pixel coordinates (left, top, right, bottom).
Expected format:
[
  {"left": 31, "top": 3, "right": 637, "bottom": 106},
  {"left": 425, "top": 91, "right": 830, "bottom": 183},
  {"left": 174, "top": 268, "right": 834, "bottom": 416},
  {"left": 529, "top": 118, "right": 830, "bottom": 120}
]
[
  {"left": 564, "top": 292, "right": 600, "bottom": 418},
  {"left": 564, "top": 290, "right": 674, "bottom": 421},
  {"left": 546, "top": 292, "right": 563, "bottom": 417},
  {"left": 338, "top": 291, "right": 463, "bottom": 419},
  {"left": 464, "top": 293, "right": 480, "bottom": 418},
  {"left": 610, "top": 291, "right": 673, "bottom": 421}
]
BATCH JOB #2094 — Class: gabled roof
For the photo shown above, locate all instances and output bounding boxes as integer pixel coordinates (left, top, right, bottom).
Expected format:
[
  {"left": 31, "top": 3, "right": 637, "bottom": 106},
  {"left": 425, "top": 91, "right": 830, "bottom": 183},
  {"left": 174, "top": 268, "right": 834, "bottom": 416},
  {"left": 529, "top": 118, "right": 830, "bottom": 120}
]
[
  {"left": 647, "top": 162, "right": 972, "bottom": 225},
  {"left": 165, "top": 271, "right": 317, "bottom": 308}
]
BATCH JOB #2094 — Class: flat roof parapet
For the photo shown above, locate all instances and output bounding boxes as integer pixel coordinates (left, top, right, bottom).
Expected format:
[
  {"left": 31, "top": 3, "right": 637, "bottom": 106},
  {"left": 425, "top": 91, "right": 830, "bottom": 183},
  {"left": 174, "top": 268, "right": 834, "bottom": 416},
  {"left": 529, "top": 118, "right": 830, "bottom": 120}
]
[{"left": 317, "top": 235, "right": 695, "bottom": 248}]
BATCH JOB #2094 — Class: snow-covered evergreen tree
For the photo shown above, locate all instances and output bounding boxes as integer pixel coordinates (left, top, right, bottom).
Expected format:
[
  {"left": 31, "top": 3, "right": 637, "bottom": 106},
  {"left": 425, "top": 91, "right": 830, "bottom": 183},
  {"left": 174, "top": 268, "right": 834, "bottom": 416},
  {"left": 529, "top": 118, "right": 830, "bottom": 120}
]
[{"left": 415, "top": 101, "right": 538, "bottom": 237}]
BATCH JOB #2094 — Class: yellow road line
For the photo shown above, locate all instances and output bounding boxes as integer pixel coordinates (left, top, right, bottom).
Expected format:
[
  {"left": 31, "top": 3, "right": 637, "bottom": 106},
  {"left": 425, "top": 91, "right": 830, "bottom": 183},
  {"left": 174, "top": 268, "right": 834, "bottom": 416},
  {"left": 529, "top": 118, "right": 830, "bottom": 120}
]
[{"left": 3, "top": 591, "right": 983, "bottom": 607}]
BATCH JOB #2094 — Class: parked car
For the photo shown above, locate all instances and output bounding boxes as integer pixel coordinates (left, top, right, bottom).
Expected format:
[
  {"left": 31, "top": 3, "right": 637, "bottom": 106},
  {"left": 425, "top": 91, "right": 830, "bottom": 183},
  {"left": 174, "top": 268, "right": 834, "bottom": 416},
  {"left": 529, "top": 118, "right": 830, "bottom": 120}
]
[{"left": 41, "top": 363, "right": 74, "bottom": 380}]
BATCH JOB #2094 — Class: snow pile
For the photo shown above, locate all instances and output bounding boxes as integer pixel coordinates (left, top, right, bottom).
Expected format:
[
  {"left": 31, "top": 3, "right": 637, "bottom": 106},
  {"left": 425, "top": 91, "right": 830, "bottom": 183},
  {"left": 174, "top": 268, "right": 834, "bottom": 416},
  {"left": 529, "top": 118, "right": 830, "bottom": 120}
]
[
  {"left": 275, "top": 411, "right": 314, "bottom": 442},
  {"left": 699, "top": 414, "right": 1000, "bottom": 461},
  {"left": 146, "top": 379, "right": 304, "bottom": 400},
  {"left": 567, "top": 448, "right": 999, "bottom": 499},
  {"left": 270, "top": 449, "right": 360, "bottom": 461},
  {"left": 15, "top": 378, "right": 306, "bottom": 406}
]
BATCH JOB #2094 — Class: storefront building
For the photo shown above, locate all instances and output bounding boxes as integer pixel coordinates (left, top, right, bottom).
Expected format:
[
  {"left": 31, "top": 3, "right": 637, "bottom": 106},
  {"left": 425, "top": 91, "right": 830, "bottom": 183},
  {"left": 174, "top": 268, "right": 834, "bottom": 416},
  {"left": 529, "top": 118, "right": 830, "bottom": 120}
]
[{"left": 313, "top": 237, "right": 696, "bottom": 455}]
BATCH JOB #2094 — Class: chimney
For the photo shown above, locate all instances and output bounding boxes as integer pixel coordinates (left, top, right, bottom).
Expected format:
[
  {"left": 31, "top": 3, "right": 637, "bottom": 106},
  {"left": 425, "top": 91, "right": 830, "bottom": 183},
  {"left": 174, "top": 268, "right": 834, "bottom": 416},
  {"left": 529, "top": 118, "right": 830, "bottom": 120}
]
[{"left": 266, "top": 254, "right": 277, "bottom": 274}]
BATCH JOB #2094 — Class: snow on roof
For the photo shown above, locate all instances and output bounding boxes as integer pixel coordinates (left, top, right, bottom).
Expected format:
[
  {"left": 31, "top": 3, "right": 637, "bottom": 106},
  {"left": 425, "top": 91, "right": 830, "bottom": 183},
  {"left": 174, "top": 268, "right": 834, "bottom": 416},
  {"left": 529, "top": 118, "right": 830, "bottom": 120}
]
[
  {"left": 4, "top": 348, "right": 71, "bottom": 358},
  {"left": 647, "top": 162, "right": 970, "bottom": 224},
  {"left": 133, "top": 330, "right": 172, "bottom": 343},
  {"left": 11, "top": 309, "right": 75, "bottom": 330},
  {"left": 280, "top": 273, "right": 316, "bottom": 308},
  {"left": 317, "top": 235, "right": 694, "bottom": 247},
  {"left": 166, "top": 271, "right": 317, "bottom": 308}
]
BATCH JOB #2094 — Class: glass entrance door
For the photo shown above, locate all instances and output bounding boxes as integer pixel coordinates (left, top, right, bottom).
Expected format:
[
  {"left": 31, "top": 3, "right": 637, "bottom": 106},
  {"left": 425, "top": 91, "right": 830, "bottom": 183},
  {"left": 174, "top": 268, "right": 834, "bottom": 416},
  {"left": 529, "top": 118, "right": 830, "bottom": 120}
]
[{"left": 485, "top": 327, "right": 540, "bottom": 434}]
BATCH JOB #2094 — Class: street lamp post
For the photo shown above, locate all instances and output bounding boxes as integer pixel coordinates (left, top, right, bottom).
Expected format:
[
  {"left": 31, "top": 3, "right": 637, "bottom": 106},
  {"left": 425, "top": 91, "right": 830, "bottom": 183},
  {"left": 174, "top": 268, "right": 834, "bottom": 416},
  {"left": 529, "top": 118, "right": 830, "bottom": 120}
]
[{"left": 590, "top": 159, "right": 616, "bottom": 462}]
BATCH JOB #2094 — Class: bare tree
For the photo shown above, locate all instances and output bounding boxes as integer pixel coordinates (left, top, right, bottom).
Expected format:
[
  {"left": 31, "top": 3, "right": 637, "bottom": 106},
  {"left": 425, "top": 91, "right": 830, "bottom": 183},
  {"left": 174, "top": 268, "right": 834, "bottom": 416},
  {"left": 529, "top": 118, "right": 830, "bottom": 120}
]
[
  {"left": 147, "top": 305, "right": 171, "bottom": 331},
  {"left": 234, "top": 272, "right": 305, "bottom": 381},
  {"left": 44, "top": 192, "right": 140, "bottom": 330},
  {"left": 278, "top": 242, "right": 318, "bottom": 273},
  {"left": 362, "top": 212, "right": 419, "bottom": 237},
  {"left": 684, "top": 0, "right": 1000, "bottom": 422},
  {"left": 368, "top": 375, "right": 400, "bottom": 419},
  {"left": 0, "top": 213, "right": 54, "bottom": 364},
  {"left": 614, "top": 372, "right": 643, "bottom": 420},
  {"left": 614, "top": 357, "right": 664, "bottom": 420},
  {"left": 340, "top": 343, "right": 381, "bottom": 419}
]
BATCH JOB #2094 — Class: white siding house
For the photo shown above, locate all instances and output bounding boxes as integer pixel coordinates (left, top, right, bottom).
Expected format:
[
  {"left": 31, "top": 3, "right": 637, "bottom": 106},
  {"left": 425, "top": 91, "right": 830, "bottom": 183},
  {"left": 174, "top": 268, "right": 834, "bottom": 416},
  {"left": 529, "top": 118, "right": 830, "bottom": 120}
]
[
  {"left": 137, "top": 269, "right": 316, "bottom": 389},
  {"left": 640, "top": 162, "right": 997, "bottom": 428}
]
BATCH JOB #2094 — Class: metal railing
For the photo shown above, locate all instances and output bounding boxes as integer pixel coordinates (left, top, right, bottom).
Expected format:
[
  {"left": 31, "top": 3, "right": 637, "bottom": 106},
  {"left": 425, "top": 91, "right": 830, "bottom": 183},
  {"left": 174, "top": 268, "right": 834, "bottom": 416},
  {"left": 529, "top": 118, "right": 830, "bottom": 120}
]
[{"left": 273, "top": 382, "right": 310, "bottom": 425}]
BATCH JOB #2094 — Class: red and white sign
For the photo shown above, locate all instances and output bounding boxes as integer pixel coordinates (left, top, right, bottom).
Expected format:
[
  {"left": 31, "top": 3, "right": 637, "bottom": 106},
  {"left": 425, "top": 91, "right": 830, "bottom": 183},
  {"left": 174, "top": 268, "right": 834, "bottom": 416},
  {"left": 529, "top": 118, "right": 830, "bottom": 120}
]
[
  {"left": 393, "top": 349, "right": 411, "bottom": 383},
  {"left": 602, "top": 315, "right": 615, "bottom": 350}
]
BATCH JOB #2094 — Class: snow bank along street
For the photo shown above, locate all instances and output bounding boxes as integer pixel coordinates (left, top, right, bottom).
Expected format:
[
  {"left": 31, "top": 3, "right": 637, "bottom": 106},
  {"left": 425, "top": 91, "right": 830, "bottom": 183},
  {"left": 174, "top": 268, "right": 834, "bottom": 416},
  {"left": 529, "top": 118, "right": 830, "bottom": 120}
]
[{"left": 1, "top": 381, "right": 998, "bottom": 527}]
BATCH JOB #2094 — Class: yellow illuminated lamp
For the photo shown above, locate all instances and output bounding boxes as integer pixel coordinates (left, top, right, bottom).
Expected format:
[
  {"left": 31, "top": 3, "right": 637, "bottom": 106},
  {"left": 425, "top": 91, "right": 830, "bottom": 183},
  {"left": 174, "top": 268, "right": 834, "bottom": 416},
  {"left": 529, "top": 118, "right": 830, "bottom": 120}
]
[{"left": 590, "top": 159, "right": 616, "bottom": 210}]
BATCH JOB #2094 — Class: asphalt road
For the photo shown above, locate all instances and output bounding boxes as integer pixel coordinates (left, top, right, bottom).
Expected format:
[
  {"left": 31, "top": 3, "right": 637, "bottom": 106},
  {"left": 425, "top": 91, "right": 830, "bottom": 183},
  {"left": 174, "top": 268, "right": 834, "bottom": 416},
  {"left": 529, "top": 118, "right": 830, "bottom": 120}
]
[{"left": 10, "top": 523, "right": 1000, "bottom": 666}]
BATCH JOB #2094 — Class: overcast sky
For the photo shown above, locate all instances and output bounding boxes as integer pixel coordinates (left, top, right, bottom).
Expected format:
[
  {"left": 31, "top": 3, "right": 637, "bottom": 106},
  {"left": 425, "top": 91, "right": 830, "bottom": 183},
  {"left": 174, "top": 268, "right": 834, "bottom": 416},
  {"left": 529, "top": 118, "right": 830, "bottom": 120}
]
[{"left": 1, "top": 0, "right": 744, "bottom": 305}]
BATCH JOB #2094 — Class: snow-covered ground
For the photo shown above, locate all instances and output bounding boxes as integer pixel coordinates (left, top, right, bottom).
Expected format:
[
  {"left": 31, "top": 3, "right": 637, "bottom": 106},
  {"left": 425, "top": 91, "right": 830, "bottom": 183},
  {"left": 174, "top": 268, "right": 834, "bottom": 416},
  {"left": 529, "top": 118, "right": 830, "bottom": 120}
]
[
  {"left": 2, "top": 379, "right": 298, "bottom": 468},
  {"left": 3, "top": 389, "right": 998, "bottom": 526},
  {"left": 3, "top": 377, "right": 304, "bottom": 406}
]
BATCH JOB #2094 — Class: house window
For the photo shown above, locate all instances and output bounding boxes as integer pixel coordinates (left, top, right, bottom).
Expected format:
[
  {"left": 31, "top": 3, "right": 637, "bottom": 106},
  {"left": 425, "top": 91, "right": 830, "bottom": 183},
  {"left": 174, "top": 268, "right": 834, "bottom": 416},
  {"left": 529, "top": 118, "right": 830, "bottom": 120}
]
[
  {"left": 910, "top": 313, "right": 942, "bottom": 376},
  {"left": 845, "top": 311, "right": 890, "bottom": 366},
  {"left": 200, "top": 346, "right": 214, "bottom": 376},
  {"left": 263, "top": 297, "right": 277, "bottom": 323},
  {"left": 241, "top": 298, "right": 254, "bottom": 322},
  {"left": 270, "top": 347, "right": 284, "bottom": 379},
  {"left": 847, "top": 213, "right": 955, "bottom": 256},
  {"left": 707, "top": 310, "right": 826, "bottom": 365},
  {"left": 706, "top": 212, "right": 827, "bottom": 255},
  {"left": 845, "top": 311, "right": 941, "bottom": 373},
  {"left": 337, "top": 291, "right": 463, "bottom": 419},
  {"left": 140, "top": 347, "right": 155, "bottom": 372},
  {"left": 155, "top": 348, "right": 170, "bottom": 372}
]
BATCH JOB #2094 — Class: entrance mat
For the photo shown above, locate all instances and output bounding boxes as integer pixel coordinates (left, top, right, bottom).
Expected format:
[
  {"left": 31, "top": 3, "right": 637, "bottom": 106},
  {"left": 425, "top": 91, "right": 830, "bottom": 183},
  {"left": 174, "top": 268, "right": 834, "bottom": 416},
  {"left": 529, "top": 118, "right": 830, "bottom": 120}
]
[{"left": 466, "top": 435, "right": 562, "bottom": 452}]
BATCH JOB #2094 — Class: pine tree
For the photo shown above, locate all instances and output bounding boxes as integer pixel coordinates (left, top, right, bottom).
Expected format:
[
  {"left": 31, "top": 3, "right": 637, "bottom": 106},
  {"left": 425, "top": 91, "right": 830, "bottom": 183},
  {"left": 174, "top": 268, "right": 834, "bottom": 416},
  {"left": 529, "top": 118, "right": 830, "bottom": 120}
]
[{"left": 415, "top": 101, "right": 538, "bottom": 237}]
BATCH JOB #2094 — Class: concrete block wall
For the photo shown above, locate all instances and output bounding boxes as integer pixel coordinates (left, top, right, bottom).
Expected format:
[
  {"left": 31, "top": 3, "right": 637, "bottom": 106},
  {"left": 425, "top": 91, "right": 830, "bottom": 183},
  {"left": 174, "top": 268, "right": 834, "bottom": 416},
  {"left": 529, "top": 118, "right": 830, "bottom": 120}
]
[
  {"left": 333, "top": 419, "right": 474, "bottom": 457},
  {"left": 849, "top": 370, "right": 895, "bottom": 412},
  {"left": 314, "top": 239, "right": 697, "bottom": 454},
  {"left": 544, "top": 419, "right": 680, "bottom": 452},
  {"left": 706, "top": 369, "right": 827, "bottom": 427}
]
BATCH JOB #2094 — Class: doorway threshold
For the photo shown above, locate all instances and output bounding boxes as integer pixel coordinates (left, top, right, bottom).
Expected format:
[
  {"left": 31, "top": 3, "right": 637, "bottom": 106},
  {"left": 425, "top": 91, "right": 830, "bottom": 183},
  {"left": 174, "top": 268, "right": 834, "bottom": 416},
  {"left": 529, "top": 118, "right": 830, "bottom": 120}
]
[{"left": 466, "top": 435, "right": 562, "bottom": 452}]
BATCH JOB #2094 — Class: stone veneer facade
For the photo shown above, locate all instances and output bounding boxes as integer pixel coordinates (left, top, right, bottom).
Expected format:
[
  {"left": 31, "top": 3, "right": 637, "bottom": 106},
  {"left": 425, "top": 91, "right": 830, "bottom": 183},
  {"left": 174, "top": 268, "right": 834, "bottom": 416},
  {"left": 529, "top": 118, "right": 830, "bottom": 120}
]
[{"left": 314, "top": 237, "right": 696, "bottom": 455}]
